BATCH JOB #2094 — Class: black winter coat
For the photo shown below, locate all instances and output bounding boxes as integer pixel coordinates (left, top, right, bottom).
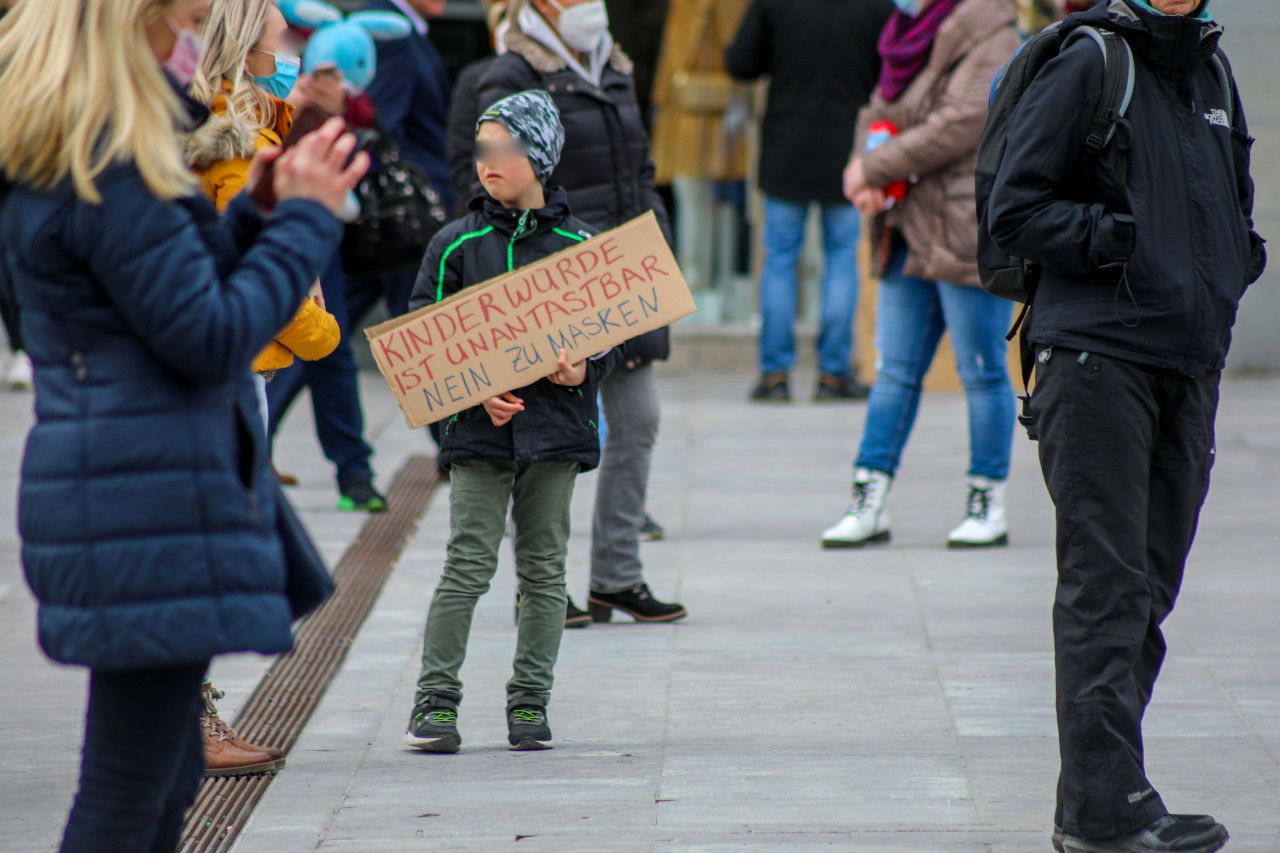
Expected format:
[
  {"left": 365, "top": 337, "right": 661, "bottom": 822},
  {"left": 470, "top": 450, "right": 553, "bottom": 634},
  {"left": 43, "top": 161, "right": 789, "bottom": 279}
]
[
  {"left": 462, "top": 31, "right": 672, "bottom": 366},
  {"left": 725, "top": 0, "right": 894, "bottom": 204},
  {"left": 408, "top": 187, "right": 623, "bottom": 471},
  {"left": 988, "top": 0, "right": 1266, "bottom": 377}
]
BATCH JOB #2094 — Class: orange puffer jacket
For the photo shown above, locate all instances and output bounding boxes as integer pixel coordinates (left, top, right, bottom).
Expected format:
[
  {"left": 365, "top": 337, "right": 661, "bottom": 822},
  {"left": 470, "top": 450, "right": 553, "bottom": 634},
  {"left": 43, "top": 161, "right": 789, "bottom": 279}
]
[{"left": 186, "top": 92, "right": 340, "bottom": 373}]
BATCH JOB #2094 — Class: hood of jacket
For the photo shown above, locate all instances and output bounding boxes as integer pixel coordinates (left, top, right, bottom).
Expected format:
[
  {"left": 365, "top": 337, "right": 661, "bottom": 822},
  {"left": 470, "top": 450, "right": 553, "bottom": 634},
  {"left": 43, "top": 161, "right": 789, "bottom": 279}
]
[
  {"left": 1069, "top": 0, "right": 1224, "bottom": 74},
  {"left": 502, "top": 30, "right": 634, "bottom": 79},
  {"left": 184, "top": 92, "right": 290, "bottom": 171}
]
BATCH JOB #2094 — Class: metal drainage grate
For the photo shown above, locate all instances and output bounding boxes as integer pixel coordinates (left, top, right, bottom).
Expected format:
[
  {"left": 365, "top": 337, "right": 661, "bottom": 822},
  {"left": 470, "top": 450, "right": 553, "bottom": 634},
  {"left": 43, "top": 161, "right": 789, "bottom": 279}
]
[{"left": 180, "top": 455, "right": 441, "bottom": 853}]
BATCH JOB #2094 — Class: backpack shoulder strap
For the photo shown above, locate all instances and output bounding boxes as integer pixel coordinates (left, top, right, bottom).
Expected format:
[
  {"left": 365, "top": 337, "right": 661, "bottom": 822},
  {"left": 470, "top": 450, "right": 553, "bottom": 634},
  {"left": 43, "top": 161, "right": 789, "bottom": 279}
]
[{"left": 1063, "top": 26, "right": 1136, "bottom": 154}]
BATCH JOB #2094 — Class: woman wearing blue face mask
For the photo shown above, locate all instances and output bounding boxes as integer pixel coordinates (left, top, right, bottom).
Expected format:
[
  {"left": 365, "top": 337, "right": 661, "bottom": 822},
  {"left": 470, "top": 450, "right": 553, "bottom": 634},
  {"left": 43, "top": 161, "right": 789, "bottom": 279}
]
[{"left": 184, "top": 0, "right": 341, "bottom": 779}]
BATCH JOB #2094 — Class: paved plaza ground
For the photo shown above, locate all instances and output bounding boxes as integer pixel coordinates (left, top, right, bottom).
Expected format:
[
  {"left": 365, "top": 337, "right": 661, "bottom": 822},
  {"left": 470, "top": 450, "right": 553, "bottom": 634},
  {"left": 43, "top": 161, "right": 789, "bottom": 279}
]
[{"left": 2, "top": 369, "right": 1278, "bottom": 851}]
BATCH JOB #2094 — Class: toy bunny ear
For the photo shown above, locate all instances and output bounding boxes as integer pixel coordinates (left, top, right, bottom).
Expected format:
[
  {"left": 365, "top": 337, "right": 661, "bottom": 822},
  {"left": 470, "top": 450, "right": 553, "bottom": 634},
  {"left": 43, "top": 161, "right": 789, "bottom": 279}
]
[
  {"left": 348, "top": 11, "right": 414, "bottom": 40},
  {"left": 277, "top": 0, "right": 343, "bottom": 27}
]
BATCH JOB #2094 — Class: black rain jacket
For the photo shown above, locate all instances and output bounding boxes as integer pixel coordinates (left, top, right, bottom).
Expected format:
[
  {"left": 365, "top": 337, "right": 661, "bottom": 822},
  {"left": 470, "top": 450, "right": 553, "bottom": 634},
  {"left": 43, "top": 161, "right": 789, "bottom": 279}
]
[{"left": 987, "top": 0, "right": 1265, "bottom": 377}]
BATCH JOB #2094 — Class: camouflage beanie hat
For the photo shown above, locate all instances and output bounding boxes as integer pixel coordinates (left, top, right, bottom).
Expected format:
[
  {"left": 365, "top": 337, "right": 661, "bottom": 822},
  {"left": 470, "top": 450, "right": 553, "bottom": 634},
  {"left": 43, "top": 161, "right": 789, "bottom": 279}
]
[{"left": 476, "top": 89, "right": 565, "bottom": 182}]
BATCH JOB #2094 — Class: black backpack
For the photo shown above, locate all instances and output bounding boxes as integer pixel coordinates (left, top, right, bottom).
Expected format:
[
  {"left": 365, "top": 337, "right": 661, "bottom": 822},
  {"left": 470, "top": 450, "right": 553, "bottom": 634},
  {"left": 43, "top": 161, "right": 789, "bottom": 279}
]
[
  {"left": 341, "top": 122, "right": 449, "bottom": 278},
  {"left": 976, "top": 23, "right": 1137, "bottom": 305}
]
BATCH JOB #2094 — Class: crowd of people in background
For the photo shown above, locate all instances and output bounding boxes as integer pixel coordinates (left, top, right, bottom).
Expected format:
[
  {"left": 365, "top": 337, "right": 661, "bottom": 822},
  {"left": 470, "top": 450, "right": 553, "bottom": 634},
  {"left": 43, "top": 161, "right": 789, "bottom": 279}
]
[{"left": 0, "top": 0, "right": 1264, "bottom": 851}]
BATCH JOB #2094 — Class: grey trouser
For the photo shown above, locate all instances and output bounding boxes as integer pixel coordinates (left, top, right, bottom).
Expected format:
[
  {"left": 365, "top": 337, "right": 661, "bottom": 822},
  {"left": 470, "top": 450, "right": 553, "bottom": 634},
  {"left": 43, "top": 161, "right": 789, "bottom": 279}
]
[
  {"left": 416, "top": 459, "right": 577, "bottom": 709},
  {"left": 590, "top": 364, "right": 660, "bottom": 593}
]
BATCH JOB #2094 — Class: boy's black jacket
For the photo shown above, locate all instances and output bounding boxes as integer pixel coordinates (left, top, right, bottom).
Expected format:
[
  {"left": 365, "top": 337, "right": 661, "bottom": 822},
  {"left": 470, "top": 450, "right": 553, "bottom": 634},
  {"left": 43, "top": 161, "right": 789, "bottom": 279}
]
[
  {"left": 987, "top": 0, "right": 1266, "bottom": 377},
  {"left": 408, "top": 186, "right": 623, "bottom": 471}
]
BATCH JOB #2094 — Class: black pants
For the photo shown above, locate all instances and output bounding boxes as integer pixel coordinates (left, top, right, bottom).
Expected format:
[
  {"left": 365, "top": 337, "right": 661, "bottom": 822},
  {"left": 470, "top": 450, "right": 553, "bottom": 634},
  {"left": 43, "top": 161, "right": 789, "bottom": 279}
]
[
  {"left": 61, "top": 662, "right": 208, "bottom": 852},
  {"left": 1031, "top": 346, "right": 1218, "bottom": 839}
]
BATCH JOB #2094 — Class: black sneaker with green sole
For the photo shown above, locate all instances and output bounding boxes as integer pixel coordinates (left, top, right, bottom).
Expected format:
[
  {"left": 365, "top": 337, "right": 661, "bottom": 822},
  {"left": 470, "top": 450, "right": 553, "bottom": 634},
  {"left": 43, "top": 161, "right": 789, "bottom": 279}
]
[
  {"left": 337, "top": 474, "right": 387, "bottom": 513},
  {"left": 403, "top": 696, "right": 460, "bottom": 753},
  {"left": 507, "top": 705, "right": 553, "bottom": 751}
]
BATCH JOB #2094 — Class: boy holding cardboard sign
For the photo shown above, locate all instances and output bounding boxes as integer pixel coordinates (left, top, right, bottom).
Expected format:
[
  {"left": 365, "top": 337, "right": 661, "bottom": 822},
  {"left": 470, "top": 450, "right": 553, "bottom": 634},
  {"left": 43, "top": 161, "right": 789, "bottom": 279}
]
[{"left": 402, "top": 91, "right": 622, "bottom": 753}]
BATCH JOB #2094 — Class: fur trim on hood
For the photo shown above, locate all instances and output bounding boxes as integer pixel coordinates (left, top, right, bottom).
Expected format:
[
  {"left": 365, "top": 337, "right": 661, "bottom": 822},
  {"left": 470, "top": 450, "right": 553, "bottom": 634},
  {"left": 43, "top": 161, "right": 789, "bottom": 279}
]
[
  {"left": 504, "top": 30, "right": 634, "bottom": 77},
  {"left": 184, "top": 109, "right": 258, "bottom": 171}
]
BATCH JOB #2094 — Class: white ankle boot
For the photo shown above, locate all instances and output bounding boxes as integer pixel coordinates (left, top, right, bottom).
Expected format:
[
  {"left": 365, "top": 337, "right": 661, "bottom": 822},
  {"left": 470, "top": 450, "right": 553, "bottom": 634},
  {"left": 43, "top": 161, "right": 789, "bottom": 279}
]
[
  {"left": 946, "top": 476, "right": 1008, "bottom": 548},
  {"left": 821, "top": 468, "right": 892, "bottom": 548}
]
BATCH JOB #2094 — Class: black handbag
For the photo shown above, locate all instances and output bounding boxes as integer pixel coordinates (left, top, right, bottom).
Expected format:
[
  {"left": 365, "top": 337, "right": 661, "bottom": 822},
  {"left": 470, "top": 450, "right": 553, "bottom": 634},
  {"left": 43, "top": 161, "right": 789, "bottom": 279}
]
[
  {"left": 342, "top": 123, "right": 448, "bottom": 277},
  {"left": 275, "top": 483, "right": 335, "bottom": 620}
]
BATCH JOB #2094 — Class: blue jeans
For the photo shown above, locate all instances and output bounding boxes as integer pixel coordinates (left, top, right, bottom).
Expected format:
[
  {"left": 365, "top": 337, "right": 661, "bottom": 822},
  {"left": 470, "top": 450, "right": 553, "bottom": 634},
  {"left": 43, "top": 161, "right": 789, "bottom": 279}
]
[
  {"left": 856, "top": 248, "right": 1015, "bottom": 481},
  {"left": 758, "top": 196, "right": 861, "bottom": 376},
  {"left": 267, "top": 251, "right": 376, "bottom": 483}
]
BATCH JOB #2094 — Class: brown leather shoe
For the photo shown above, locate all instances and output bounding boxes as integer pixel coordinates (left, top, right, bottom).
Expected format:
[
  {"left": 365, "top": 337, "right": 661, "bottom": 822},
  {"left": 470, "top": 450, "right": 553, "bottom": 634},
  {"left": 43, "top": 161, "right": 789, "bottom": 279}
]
[{"left": 201, "top": 685, "right": 284, "bottom": 777}]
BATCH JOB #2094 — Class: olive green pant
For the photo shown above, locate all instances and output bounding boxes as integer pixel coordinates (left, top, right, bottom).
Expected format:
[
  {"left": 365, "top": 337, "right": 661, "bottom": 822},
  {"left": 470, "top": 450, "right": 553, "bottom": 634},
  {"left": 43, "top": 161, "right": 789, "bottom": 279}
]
[{"left": 415, "top": 459, "right": 577, "bottom": 709}]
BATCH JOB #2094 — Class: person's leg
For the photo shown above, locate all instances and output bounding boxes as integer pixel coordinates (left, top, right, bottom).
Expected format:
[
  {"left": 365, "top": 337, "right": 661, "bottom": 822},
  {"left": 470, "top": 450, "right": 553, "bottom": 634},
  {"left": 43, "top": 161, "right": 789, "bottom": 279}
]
[
  {"left": 853, "top": 251, "right": 946, "bottom": 478},
  {"left": 151, "top": 693, "right": 206, "bottom": 853},
  {"left": 589, "top": 365, "right": 660, "bottom": 594},
  {"left": 756, "top": 196, "right": 808, "bottom": 379},
  {"left": 507, "top": 461, "right": 578, "bottom": 708},
  {"left": 1134, "top": 373, "right": 1220, "bottom": 713},
  {"left": 415, "top": 459, "right": 514, "bottom": 704},
  {"left": 1032, "top": 349, "right": 1169, "bottom": 839},
  {"left": 815, "top": 202, "right": 862, "bottom": 378},
  {"left": 61, "top": 661, "right": 208, "bottom": 853},
  {"left": 935, "top": 284, "right": 1015, "bottom": 481}
]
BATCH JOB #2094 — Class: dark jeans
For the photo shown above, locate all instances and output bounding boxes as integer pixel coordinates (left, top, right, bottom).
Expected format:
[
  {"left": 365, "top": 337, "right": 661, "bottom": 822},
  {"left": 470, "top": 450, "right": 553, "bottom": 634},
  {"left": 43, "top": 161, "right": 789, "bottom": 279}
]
[
  {"left": 1, "top": 286, "right": 21, "bottom": 352},
  {"left": 61, "top": 662, "right": 208, "bottom": 852},
  {"left": 266, "top": 255, "right": 409, "bottom": 482},
  {"left": 1031, "top": 346, "right": 1219, "bottom": 839}
]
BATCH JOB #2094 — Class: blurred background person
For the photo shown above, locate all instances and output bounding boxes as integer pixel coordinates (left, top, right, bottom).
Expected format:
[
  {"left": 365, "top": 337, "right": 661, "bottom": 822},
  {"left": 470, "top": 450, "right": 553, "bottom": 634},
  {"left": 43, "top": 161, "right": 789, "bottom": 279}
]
[
  {"left": 185, "top": 0, "right": 341, "bottom": 777},
  {"left": 726, "top": 0, "right": 893, "bottom": 403},
  {"left": 821, "top": 0, "right": 1019, "bottom": 550},
  {"left": 465, "top": 0, "right": 686, "bottom": 625},
  {"left": 265, "top": 1, "right": 415, "bottom": 512},
  {"left": 0, "top": 0, "right": 365, "bottom": 846}
]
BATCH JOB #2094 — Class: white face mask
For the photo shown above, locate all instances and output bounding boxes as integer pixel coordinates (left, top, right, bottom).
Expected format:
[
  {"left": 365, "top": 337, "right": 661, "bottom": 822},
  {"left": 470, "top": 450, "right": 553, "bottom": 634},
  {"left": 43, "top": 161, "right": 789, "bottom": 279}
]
[
  {"left": 549, "top": 0, "right": 609, "bottom": 53},
  {"left": 893, "top": 0, "right": 921, "bottom": 15}
]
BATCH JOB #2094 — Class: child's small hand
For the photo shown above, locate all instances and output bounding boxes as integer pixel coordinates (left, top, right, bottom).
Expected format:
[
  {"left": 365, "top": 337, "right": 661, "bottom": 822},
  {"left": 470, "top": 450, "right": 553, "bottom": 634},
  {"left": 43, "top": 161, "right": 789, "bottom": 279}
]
[
  {"left": 547, "top": 349, "right": 587, "bottom": 387},
  {"left": 483, "top": 392, "right": 524, "bottom": 426}
]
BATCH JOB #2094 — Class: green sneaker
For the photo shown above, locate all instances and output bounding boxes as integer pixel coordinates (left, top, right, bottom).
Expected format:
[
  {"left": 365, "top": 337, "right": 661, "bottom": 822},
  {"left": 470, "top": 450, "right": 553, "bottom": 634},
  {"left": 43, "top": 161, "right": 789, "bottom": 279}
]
[
  {"left": 403, "top": 696, "right": 460, "bottom": 753},
  {"left": 337, "top": 476, "right": 386, "bottom": 513}
]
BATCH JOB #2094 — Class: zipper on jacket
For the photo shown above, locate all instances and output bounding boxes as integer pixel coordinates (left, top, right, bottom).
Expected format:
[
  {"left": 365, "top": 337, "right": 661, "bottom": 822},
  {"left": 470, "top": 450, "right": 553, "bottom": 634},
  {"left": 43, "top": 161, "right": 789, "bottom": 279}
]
[{"left": 506, "top": 210, "right": 536, "bottom": 272}]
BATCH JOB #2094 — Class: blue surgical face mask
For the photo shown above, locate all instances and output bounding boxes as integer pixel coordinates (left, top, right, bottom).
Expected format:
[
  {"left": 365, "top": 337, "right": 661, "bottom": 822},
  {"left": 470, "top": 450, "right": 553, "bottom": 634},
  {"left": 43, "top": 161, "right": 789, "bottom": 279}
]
[
  {"left": 893, "top": 0, "right": 921, "bottom": 15},
  {"left": 251, "top": 51, "right": 301, "bottom": 100}
]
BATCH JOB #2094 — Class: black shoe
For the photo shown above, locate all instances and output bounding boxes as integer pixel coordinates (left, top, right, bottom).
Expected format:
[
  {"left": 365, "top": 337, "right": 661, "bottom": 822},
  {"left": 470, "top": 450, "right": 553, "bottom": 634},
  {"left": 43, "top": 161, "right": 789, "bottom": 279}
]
[
  {"left": 565, "top": 596, "right": 591, "bottom": 629},
  {"left": 814, "top": 372, "right": 870, "bottom": 401},
  {"left": 507, "top": 705, "right": 554, "bottom": 750},
  {"left": 749, "top": 372, "right": 791, "bottom": 402},
  {"left": 1059, "top": 815, "right": 1227, "bottom": 853},
  {"left": 337, "top": 473, "right": 387, "bottom": 513},
  {"left": 639, "top": 513, "right": 666, "bottom": 542},
  {"left": 588, "top": 583, "right": 687, "bottom": 623},
  {"left": 513, "top": 593, "right": 592, "bottom": 628},
  {"left": 403, "top": 695, "right": 460, "bottom": 753},
  {"left": 1052, "top": 816, "right": 1219, "bottom": 853}
]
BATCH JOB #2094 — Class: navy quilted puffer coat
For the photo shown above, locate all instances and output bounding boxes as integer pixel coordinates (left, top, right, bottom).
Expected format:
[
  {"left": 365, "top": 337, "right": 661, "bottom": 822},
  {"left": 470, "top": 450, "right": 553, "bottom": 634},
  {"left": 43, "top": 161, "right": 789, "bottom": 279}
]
[{"left": 0, "top": 164, "right": 341, "bottom": 671}]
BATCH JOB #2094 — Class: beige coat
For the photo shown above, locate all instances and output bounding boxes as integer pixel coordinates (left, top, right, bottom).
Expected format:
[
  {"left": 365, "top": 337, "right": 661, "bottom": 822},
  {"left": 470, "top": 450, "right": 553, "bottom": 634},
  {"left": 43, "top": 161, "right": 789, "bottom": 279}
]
[
  {"left": 855, "top": 0, "right": 1020, "bottom": 287},
  {"left": 650, "top": 0, "right": 751, "bottom": 182}
]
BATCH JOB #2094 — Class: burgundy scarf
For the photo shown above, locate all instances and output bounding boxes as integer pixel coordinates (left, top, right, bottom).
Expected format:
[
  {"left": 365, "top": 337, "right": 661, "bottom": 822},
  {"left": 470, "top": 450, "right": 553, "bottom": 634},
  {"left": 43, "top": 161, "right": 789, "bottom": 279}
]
[{"left": 877, "top": 0, "right": 967, "bottom": 102}]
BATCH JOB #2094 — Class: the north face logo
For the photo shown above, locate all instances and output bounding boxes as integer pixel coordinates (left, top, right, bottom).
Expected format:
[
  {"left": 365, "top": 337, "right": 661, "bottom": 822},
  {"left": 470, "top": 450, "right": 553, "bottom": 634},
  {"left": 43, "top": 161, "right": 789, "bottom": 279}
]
[{"left": 1204, "top": 108, "right": 1230, "bottom": 128}]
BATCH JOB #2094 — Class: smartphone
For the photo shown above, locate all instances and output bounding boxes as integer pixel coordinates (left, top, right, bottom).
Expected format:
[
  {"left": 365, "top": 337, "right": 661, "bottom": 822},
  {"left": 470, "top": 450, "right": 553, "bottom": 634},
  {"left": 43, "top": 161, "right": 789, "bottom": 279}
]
[{"left": 249, "top": 103, "right": 342, "bottom": 210}]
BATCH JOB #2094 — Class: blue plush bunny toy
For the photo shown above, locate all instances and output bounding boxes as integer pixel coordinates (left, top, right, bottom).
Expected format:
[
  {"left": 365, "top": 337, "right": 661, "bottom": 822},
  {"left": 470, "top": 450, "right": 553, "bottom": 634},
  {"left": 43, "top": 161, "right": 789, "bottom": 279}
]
[{"left": 277, "top": 0, "right": 411, "bottom": 94}]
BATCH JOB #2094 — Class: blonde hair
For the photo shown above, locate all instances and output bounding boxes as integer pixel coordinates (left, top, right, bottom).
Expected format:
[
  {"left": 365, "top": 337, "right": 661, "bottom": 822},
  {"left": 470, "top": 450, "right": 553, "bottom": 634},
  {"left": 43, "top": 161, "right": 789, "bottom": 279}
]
[
  {"left": 0, "top": 0, "right": 194, "bottom": 203},
  {"left": 190, "top": 0, "right": 276, "bottom": 136}
]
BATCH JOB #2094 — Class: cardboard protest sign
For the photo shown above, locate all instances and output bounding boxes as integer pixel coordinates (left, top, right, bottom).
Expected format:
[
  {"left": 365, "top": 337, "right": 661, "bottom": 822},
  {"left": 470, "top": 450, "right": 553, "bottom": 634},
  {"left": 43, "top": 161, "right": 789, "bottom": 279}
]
[{"left": 365, "top": 211, "right": 696, "bottom": 429}]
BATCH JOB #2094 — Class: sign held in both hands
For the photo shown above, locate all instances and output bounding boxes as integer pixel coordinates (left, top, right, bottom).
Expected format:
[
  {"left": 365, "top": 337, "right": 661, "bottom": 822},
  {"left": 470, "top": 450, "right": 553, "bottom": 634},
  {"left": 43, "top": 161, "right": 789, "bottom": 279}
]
[{"left": 366, "top": 212, "right": 696, "bottom": 429}]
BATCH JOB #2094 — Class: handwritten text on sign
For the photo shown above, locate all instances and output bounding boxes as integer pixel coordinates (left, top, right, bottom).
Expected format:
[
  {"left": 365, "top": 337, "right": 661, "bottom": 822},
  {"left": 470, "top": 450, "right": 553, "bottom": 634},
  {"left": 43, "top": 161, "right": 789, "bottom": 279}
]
[{"left": 366, "top": 212, "right": 696, "bottom": 428}]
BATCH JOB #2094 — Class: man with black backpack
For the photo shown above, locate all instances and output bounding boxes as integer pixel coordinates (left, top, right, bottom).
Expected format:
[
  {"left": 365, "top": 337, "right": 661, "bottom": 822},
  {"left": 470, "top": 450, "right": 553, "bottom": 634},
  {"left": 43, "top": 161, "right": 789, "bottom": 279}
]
[{"left": 983, "top": 1, "right": 1265, "bottom": 852}]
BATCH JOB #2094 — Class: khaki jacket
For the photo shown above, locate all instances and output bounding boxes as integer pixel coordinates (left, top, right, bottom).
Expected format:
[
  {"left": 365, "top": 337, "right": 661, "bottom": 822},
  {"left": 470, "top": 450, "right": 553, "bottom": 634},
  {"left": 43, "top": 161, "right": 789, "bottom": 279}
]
[{"left": 855, "top": 0, "right": 1019, "bottom": 286}]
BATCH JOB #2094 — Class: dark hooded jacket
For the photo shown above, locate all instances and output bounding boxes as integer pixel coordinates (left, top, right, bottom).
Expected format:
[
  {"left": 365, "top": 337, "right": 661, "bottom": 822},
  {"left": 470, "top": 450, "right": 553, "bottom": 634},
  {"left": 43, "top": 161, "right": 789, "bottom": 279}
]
[
  {"left": 408, "top": 186, "right": 623, "bottom": 471},
  {"left": 988, "top": 0, "right": 1266, "bottom": 377}
]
